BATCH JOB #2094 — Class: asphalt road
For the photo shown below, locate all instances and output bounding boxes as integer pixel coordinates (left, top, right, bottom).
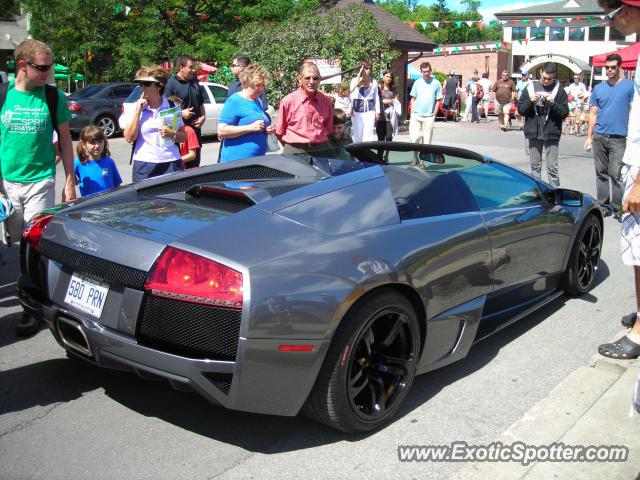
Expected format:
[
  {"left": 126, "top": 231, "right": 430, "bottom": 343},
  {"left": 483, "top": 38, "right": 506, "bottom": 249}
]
[{"left": 0, "top": 118, "right": 633, "bottom": 480}]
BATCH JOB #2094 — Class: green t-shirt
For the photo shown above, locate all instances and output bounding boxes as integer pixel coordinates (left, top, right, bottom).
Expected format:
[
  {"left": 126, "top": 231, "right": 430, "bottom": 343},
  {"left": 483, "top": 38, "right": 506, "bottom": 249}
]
[{"left": 0, "top": 81, "right": 71, "bottom": 183}]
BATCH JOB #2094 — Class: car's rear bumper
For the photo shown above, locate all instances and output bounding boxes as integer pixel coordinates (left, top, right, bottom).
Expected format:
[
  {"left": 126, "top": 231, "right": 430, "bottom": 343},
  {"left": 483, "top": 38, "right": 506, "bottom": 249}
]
[{"left": 18, "top": 275, "right": 329, "bottom": 417}]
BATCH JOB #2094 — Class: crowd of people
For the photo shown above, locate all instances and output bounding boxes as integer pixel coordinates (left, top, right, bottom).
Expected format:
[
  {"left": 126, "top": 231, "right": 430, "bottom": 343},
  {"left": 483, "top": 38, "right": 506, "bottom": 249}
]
[{"left": 2, "top": 0, "right": 640, "bottom": 361}]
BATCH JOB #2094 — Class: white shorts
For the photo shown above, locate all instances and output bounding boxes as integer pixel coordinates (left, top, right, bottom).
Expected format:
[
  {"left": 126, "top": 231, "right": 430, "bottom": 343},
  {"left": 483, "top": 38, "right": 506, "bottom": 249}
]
[{"left": 620, "top": 165, "right": 640, "bottom": 265}]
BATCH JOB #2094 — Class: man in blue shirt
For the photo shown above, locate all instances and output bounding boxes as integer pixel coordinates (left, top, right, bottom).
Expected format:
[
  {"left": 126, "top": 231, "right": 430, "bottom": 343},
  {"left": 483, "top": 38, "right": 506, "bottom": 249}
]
[
  {"left": 584, "top": 53, "right": 634, "bottom": 218},
  {"left": 409, "top": 62, "right": 442, "bottom": 165}
]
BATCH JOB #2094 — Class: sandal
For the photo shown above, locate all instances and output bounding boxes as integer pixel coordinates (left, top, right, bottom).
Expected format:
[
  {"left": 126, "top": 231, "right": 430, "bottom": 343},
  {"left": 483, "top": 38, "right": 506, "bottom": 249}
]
[
  {"left": 598, "top": 336, "right": 640, "bottom": 360},
  {"left": 622, "top": 312, "right": 638, "bottom": 329}
]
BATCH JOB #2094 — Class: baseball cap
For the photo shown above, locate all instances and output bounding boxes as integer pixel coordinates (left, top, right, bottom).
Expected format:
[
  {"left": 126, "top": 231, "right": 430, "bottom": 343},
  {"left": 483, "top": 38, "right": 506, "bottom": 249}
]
[
  {"left": 521, "top": 71, "right": 529, "bottom": 76},
  {"left": 622, "top": 0, "right": 640, "bottom": 6}
]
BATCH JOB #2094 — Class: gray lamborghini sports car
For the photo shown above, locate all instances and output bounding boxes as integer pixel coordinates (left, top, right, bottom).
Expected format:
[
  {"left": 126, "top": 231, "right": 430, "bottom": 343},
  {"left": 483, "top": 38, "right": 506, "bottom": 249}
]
[{"left": 18, "top": 142, "right": 603, "bottom": 433}]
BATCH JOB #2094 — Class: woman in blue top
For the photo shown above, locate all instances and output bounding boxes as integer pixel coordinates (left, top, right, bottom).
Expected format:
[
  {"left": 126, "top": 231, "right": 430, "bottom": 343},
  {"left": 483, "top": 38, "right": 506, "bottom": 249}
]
[{"left": 218, "top": 64, "right": 274, "bottom": 162}]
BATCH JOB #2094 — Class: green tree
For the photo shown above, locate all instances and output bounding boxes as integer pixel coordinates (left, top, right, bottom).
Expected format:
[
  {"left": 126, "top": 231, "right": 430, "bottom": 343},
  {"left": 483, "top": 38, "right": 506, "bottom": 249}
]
[
  {"left": 22, "top": 0, "right": 326, "bottom": 82},
  {"left": 377, "top": 0, "right": 502, "bottom": 45},
  {"left": 234, "top": 4, "right": 399, "bottom": 105}
]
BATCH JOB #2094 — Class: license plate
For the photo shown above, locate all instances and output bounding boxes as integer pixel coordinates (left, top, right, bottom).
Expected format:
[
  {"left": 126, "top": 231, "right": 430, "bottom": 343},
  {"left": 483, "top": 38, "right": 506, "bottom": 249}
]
[{"left": 64, "top": 274, "right": 110, "bottom": 318}]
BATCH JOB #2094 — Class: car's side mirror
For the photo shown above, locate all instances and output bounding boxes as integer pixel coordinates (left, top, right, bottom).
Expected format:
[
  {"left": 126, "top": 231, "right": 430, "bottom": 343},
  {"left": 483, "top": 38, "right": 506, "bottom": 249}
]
[{"left": 545, "top": 188, "right": 583, "bottom": 207}]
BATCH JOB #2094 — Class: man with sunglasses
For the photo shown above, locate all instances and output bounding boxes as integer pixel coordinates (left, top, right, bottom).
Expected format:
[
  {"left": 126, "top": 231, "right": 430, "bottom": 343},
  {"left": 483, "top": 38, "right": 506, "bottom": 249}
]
[
  {"left": 584, "top": 53, "right": 633, "bottom": 220},
  {"left": 226, "top": 55, "right": 267, "bottom": 110},
  {"left": 275, "top": 62, "right": 333, "bottom": 154},
  {"left": 0, "top": 39, "right": 75, "bottom": 337},
  {"left": 596, "top": 0, "right": 640, "bottom": 360}
]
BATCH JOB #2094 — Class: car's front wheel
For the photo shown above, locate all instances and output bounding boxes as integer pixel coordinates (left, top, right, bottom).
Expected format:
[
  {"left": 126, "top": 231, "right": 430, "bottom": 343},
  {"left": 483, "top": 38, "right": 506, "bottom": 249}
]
[
  {"left": 96, "top": 115, "right": 117, "bottom": 138},
  {"left": 304, "top": 289, "right": 420, "bottom": 433},
  {"left": 563, "top": 214, "right": 602, "bottom": 295}
]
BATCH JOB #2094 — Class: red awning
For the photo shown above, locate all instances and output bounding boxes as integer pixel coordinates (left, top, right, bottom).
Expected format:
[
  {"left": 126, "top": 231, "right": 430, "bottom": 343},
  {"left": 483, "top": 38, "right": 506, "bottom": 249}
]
[{"left": 592, "top": 42, "right": 640, "bottom": 69}]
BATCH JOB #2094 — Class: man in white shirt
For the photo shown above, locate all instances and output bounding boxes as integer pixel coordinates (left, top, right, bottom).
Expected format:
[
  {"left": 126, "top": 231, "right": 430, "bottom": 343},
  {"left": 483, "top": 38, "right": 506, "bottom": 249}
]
[
  {"left": 565, "top": 74, "right": 587, "bottom": 100},
  {"left": 597, "top": 0, "right": 640, "bottom": 359},
  {"left": 478, "top": 72, "right": 493, "bottom": 121}
]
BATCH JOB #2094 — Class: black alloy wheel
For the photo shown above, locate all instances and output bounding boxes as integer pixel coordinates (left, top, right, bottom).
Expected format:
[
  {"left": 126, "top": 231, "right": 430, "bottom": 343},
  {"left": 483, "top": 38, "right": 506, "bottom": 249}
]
[
  {"left": 304, "top": 289, "right": 420, "bottom": 433},
  {"left": 563, "top": 214, "right": 602, "bottom": 295}
]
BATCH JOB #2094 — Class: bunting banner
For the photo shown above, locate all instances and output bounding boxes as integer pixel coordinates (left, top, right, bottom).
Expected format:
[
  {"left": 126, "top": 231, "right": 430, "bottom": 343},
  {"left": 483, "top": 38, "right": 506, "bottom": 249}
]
[{"left": 405, "top": 16, "right": 609, "bottom": 29}]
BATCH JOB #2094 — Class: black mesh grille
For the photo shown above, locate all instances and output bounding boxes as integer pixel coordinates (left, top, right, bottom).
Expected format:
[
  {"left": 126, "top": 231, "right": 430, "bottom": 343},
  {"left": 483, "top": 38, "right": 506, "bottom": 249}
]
[
  {"left": 137, "top": 296, "right": 241, "bottom": 360},
  {"left": 39, "top": 239, "right": 147, "bottom": 289},
  {"left": 202, "top": 372, "right": 233, "bottom": 395},
  {"left": 137, "top": 165, "right": 295, "bottom": 197},
  {"left": 263, "top": 181, "right": 312, "bottom": 197}
]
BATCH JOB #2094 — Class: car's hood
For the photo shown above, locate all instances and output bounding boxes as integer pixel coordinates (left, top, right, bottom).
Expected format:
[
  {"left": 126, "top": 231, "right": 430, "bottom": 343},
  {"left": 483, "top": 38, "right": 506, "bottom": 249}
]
[{"left": 41, "top": 156, "right": 399, "bottom": 270}]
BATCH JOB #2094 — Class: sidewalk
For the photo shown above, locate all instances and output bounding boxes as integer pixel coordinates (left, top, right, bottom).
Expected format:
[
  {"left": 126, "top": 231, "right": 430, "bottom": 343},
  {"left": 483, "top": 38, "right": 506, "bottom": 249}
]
[{"left": 449, "top": 337, "right": 640, "bottom": 480}]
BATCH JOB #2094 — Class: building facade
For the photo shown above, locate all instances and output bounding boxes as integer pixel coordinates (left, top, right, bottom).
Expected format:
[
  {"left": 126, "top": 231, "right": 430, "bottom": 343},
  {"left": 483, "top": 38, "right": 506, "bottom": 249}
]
[{"left": 496, "top": 0, "right": 636, "bottom": 84}]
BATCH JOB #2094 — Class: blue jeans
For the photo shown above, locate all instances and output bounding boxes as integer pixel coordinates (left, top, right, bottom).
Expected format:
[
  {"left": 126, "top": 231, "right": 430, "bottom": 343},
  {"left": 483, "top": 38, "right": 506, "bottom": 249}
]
[{"left": 471, "top": 96, "right": 479, "bottom": 122}]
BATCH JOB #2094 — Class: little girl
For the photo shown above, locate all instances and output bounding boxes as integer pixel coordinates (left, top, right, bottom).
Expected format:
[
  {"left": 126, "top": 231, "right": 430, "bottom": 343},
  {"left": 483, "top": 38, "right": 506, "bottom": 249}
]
[{"left": 74, "top": 125, "right": 123, "bottom": 197}]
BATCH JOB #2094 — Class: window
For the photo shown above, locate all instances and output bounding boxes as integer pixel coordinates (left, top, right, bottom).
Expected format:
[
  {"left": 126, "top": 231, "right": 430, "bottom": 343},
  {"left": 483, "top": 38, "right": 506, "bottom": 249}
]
[
  {"left": 512, "top": 27, "right": 526, "bottom": 41},
  {"left": 610, "top": 27, "right": 626, "bottom": 40},
  {"left": 458, "top": 163, "right": 543, "bottom": 211},
  {"left": 550, "top": 27, "right": 565, "bottom": 41},
  {"left": 530, "top": 27, "right": 545, "bottom": 40},
  {"left": 513, "top": 55, "right": 526, "bottom": 74},
  {"left": 211, "top": 86, "right": 228, "bottom": 104},
  {"left": 589, "top": 26, "right": 605, "bottom": 41},
  {"left": 569, "top": 27, "right": 585, "bottom": 41},
  {"left": 113, "top": 85, "right": 135, "bottom": 97}
]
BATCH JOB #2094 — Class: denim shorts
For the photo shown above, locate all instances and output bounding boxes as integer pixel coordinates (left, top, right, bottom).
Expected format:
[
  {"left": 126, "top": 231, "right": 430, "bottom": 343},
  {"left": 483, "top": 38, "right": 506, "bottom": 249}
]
[{"left": 132, "top": 160, "right": 183, "bottom": 183}]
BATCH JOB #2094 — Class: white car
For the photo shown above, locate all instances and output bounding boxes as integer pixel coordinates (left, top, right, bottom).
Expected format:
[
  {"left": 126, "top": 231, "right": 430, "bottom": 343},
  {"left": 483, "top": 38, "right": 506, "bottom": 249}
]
[
  {"left": 199, "top": 82, "right": 229, "bottom": 136},
  {"left": 121, "top": 82, "right": 275, "bottom": 137}
]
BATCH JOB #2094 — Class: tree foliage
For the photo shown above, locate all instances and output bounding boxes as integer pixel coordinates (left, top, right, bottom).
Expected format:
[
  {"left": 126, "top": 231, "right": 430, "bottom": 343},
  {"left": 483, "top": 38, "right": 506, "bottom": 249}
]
[
  {"left": 376, "top": 0, "right": 502, "bottom": 44},
  {"left": 22, "top": 0, "right": 326, "bottom": 82},
  {"left": 234, "top": 5, "right": 399, "bottom": 105}
]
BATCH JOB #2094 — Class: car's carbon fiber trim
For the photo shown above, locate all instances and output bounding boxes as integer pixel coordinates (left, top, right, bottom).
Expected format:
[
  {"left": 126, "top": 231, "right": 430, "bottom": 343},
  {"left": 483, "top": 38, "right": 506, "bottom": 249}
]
[
  {"left": 39, "top": 238, "right": 148, "bottom": 289},
  {"left": 136, "top": 165, "right": 295, "bottom": 197},
  {"left": 137, "top": 295, "right": 241, "bottom": 361}
]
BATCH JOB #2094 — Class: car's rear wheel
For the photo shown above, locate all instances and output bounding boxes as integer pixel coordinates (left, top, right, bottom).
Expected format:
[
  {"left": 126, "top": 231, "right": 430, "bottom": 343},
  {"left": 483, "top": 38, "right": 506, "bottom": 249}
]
[
  {"left": 304, "top": 289, "right": 420, "bottom": 433},
  {"left": 96, "top": 115, "right": 117, "bottom": 138},
  {"left": 563, "top": 214, "right": 602, "bottom": 295}
]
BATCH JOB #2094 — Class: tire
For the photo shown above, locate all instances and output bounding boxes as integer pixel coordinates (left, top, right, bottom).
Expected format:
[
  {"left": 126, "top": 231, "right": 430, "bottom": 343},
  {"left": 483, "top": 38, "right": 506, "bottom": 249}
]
[
  {"left": 563, "top": 214, "right": 602, "bottom": 296},
  {"left": 96, "top": 115, "right": 117, "bottom": 138},
  {"left": 304, "top": 289, "right": 420, "bottom": 433}
]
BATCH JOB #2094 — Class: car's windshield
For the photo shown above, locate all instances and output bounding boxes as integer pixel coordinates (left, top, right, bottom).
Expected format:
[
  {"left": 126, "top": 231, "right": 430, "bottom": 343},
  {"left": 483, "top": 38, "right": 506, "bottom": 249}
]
[{"left": 72, "top": 85, "right": 105, "bottom": 99}]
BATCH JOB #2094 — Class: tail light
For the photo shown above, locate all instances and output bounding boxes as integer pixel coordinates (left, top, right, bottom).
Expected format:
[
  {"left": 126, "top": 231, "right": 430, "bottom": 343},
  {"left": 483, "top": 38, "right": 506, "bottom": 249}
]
[
  {"left": 22, "top": 213, "right": 53, "bottom": 252},
  {"left": 67, "top": 102, "right": 82, "bottom": 111},
  {"left": 145, "top": 246, "right": 243, "bottom": 309}
]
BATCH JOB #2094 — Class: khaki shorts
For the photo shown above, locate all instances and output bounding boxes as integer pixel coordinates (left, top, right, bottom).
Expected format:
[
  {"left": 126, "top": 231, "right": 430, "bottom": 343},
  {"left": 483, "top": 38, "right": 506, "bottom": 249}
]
[{"left": 1, "top": 178, "right": 55, "bottom": 245}]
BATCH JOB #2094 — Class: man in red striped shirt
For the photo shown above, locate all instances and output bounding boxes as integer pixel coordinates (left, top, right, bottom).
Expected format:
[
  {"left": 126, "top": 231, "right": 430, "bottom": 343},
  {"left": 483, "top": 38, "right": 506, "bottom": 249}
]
[{"left": 276, "top": 62, "right": 333, "bottom": 154}]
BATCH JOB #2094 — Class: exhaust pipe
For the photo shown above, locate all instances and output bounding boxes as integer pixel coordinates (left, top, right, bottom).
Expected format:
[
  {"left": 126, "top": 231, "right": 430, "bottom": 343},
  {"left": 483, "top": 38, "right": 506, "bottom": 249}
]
[{"left": 56, "top": 317, "right": 92, "bottom": 357}]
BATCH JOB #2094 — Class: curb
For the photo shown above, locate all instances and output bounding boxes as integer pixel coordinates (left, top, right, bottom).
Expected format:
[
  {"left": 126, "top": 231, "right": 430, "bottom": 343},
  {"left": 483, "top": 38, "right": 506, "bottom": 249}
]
[{"left": 449, "top": 336, "right": 640, "bottom": 480}]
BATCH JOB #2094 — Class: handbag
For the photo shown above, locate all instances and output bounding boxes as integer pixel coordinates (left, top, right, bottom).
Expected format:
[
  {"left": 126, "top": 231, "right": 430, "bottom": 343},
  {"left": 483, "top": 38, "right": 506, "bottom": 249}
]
[
  {"left": 264, "top": 110, "right": 280, "bottom": 152},
  {"left": 266, "top": 133, "right": 280, "bottom": 153}
]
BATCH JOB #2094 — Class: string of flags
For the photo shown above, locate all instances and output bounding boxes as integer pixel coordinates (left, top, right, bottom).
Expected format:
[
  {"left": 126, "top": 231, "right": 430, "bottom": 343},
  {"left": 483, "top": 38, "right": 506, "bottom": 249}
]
[
  {"left": 114, "top": 4, "right": 223, "bottom": 20},
  {"left": 431, "top": 43, "right": 511, "bottom": 54},
  {"left": 407, "top": 15, "right": 608, "bottom": 30}
]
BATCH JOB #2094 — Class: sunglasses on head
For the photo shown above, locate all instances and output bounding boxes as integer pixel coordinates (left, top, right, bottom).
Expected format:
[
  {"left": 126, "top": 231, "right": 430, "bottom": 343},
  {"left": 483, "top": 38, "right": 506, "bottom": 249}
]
[
  {"left": 27, "top": 62, "right": 53, "bottom": 72},
  {"left": 139, "top": 81, "right": 159, "bottom": 87},
  {"left": 607, "top": 5, "right": 623, "bottom": 23}
]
